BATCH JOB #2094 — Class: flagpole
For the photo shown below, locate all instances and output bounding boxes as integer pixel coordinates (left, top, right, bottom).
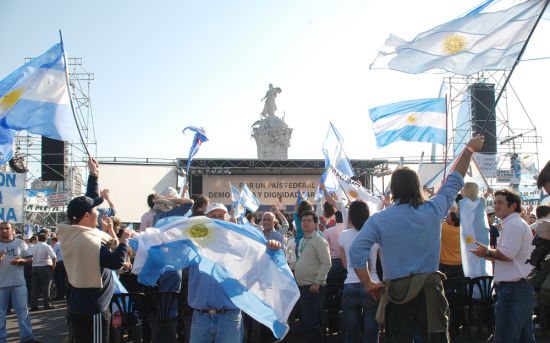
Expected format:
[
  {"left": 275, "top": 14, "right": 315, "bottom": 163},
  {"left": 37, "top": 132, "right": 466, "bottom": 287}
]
[
  {"left": 58, "top": 30, "right": 91, "bottom": 157},
  {"left": 479, "top": 0, "right": 550, "bottom": 135},
  {"left": 443, "top": 94, "right": 449, "bottom": 183}
]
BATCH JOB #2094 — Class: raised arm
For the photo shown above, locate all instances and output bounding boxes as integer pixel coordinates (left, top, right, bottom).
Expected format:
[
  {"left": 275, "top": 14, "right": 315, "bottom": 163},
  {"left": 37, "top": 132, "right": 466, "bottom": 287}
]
[
  {"left": 453, "top": 135, "right": 485, "bottom": 178},
  {"left": 319, "top": 183, "right": 337, "bottom": 208},
  {"left": 86, "top": 156, "right": 100, "bottom": 198},
  {"left": 273, "top": 205, "right": 289, "bottom": 237}
]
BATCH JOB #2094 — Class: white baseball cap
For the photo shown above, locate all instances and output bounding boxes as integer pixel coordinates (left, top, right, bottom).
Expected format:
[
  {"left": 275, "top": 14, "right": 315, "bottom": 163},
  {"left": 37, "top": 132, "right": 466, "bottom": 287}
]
[{"left": 206, "top": 203, "right": 228, "bottom": 215}]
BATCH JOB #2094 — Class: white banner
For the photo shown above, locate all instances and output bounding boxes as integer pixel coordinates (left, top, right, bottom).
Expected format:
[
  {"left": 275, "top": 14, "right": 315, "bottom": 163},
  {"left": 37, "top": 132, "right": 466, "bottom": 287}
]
[
  {"left": 473, "top": 153, "right": 497, "bottom": 178},
  {"left": 202, "top": 175, "right": 319, "bottom": 205},
  {"left": 0, "top": 172, "right": 25, "bottom": 223},
  {"left": 518, "top": 184, "right": 540, "bottom": 201},
  {"left": 47, "top": 192, "right": 69, "bottom": 207}
]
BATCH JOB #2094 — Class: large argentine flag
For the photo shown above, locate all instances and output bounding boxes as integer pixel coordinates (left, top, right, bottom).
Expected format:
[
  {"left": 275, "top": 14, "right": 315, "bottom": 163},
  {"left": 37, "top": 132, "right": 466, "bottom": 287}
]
[
  {"left": 132, "top": 216, "right": 299, "bottom": 339},
  {"left": 0, "top": 43, "right": 76, "bottom": 142},
  {"left": 370, "top": 0, "right": 547, "bottom": 75},
  {"left": 369, "top": 98, "right": 446, "bottom": 147}
]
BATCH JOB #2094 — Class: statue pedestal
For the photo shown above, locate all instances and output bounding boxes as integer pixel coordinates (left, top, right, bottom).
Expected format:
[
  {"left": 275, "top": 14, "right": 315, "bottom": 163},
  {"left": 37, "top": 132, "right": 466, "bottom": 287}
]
[{"left": 252, "top": 115, "right": 293, "bottom": 159}]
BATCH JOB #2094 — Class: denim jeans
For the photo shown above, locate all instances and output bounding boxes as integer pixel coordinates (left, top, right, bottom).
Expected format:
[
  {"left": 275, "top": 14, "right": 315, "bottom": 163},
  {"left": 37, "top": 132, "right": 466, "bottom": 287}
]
[
  {"left": 299, "top": 285, "right": 326, "bottom": 343},
  {"left": 494, "top": 281, "right": 535, "bottom": 343},
  {"left": 342, "top": 283, "right": 379, "bottom": 343},
  {"left": 189, "top": 309, "right": 243, "bottom": 343},
  {"left": 0, "top": 285, "right": 34, "bottom": 343}
]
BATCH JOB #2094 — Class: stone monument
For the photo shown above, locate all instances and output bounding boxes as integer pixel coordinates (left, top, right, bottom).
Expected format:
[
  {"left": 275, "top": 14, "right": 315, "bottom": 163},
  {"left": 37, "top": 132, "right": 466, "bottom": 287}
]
[{"left": 252, "top": 84, "right": 293, "bottom": 159}]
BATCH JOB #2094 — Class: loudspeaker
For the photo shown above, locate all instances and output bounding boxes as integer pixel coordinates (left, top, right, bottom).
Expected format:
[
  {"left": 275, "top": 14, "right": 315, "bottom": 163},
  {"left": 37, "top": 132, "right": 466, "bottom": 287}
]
[
  {"left": 41, "top": 137, "right": 66, "bottom": 181},
  {"left": 191, "top": 174, "right": 202, "bottom": 195},
  {"left": 470, "top": 83, "right": 496, "bottom": 154}
]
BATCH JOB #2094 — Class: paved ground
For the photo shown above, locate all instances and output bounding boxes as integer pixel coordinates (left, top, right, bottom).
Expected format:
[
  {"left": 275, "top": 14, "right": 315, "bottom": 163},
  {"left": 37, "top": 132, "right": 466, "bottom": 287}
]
[
  {"left": 6, "top": 300, "right": 68, "bottom": 343},
  {"left": 7, "top": 301, "right": 550, "bottom": 343}
]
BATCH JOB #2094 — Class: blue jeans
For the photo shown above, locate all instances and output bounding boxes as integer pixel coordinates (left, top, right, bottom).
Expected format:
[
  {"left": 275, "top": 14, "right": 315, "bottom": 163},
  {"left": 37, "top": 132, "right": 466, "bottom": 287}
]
[
  {"left": 189, "top": 309, "right": 243, "bottom": 343},
  {"left": 342, "top": 283, "right": 379, "bottom": 343},
  {"left": 0, "top": 285, "right": 34, "bottom": 343},
  {"left": 494, "top": 281, "right": 535, "bottom": 343}
]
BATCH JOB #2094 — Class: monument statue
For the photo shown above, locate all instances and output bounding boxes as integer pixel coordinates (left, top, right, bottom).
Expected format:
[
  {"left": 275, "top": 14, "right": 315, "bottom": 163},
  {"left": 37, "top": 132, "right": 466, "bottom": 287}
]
[
  {"left": 260, "top": 83, "right": 282, "bottom": 117},
  {"left": 253, "top": 83, "right": 292, "bottom": 159}
]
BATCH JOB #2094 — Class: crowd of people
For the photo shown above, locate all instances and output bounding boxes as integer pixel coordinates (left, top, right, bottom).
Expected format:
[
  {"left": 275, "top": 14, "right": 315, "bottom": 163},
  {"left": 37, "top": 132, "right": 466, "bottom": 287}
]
[{"left": 3, "top": 135, "right": 550, "bottom": 342}]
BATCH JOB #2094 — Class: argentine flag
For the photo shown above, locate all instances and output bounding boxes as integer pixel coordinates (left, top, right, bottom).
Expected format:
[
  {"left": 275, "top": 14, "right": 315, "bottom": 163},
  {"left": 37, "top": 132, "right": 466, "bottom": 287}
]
[
  {"left": 369, "top": 98, "right": 446, "bottom": 148},
  {"left": 459, "top": 197, "right": 492, "bottom": 278},
  {"left": 370, "top": 0, "right": 547, "bottom": 75},
  {"left": 0, "top": 43, "right": 76, "bottom": 149},
  {"left": 133, "top": 217, "right": 299, "bottom": 339}
]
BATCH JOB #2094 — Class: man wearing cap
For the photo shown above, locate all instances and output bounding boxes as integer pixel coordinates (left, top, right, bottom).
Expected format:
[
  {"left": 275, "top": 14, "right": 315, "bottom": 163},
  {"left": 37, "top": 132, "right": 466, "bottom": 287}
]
[
  {"left": 187, "top": 203, "right": 281, "bottom": 343},
  {"left": 57, "top": 165, "right": 133, "bottom": 343}
]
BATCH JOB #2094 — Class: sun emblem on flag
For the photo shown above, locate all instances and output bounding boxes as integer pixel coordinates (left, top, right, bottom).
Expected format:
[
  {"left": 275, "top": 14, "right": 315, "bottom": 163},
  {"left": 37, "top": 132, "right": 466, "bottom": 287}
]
[
  {"left": 348, "top": 190, "right": 358, "bottom": 199},
  {"left": 407, "top": 114, "right": 417, "bottom": 124},
  {"left": 465, "top": 235, "right": 474, "bottom": 245},
  {"left": 0, "top": 87, "right": 24, "bottom": 113},
  {"left": 442, "top": 34, "right": 466, "bottom": 55},
  {"left": 185, "top": 218, "right": 218, "bottom": 247}
]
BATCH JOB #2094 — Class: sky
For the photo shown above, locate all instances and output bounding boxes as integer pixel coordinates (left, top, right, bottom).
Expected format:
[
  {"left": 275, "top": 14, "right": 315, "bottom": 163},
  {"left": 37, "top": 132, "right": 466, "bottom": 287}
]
[{"left": 2, "top": 0, "right": 550, "bottom": 173}]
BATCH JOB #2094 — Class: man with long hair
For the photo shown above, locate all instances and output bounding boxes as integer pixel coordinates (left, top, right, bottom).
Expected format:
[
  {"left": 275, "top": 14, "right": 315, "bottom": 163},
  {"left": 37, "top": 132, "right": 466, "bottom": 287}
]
[{"left": 349, "top": 135, "right": 485, "bottom": 342}]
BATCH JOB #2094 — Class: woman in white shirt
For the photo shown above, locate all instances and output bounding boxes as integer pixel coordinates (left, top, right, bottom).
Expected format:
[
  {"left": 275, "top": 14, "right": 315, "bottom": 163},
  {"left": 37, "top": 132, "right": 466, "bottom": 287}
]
[{"left": 339, "top": 200, "right": 381, "bottom": 343}]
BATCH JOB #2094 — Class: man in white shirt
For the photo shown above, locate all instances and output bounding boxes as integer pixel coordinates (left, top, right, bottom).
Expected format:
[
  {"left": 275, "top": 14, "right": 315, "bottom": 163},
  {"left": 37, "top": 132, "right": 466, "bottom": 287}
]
[
  {"left": 29, "top": 231, "right": 56, "bottom": 311},
  {"left": 471, "top": 189, "right": 534, "bottom": 343}
]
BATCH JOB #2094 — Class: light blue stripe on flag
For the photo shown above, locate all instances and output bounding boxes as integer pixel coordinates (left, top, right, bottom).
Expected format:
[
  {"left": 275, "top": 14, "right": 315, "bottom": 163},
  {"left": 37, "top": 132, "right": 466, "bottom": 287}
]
[
  {"left": 369, "top": 98, "right": 446, "bottom": 147},
  {"left": 369, "top": 98, "right": 445, "bottom": 121},
  {"left": 135, "top": 217, "right": 299, "bottom": 340},
  {"left": 0, "top": 42, "right": 77, "bottom": 143}
]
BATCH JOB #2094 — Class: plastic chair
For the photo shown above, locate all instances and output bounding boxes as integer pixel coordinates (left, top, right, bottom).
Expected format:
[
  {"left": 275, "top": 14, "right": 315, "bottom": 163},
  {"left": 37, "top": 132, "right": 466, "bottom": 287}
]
[
  {"left": 145, "top": 291, "right": 184, "bottom": 343},
  {"left": 110, "top": 292, "right": 145, "bottom": 343},
  {"left": 468, "top": 276, "right": 495, "bottom": 338},
  {"left": 443, "top": 276, "right": 471, "bottom": 340}
]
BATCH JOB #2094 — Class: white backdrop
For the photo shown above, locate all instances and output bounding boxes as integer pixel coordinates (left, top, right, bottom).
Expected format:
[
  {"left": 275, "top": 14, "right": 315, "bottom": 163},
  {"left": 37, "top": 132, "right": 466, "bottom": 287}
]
[{"left": 98, "top": 164, "right": 177, "bottom": 223}]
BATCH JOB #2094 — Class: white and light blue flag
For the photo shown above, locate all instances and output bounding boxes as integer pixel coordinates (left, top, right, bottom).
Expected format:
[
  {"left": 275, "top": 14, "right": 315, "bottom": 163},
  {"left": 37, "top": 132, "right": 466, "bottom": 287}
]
[
  {"left": 459, "top": 197, "right": 492, "bottom": 278},
  {"left": 327, "top": 166, "right": 383, "bottom": 214},
  {"left": 369, "top": 98, "right": 446, "bottom": 147},
  {"left": 132, "top": 217, "right": 299, "bottom": 339},
  {"left": 229, "top": 182, "right": 240, "bottom": 209},
  {"left": 0, "top": 43, "right": 76, "bottom": 142},
  {"left": 239, "top": 184, "right": 260, "bottom": 213},
  {"left": 0, "top": 129, "right": 14, "bottom": 164},
  {"left": 322, "top": 122, "right": 354, "bottom": 180},
  {"left": 320, "top": 123, "right": 354, "bottom": 201},
  {"left": 370, "top": 0, "right": 547, "bottom": 75}
]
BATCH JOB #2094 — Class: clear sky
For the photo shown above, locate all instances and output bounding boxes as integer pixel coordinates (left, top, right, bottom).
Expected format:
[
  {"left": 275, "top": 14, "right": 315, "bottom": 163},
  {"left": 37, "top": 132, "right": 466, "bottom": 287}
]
[{"left": 2, "top": 1, "right": 550, "bottom": 170}]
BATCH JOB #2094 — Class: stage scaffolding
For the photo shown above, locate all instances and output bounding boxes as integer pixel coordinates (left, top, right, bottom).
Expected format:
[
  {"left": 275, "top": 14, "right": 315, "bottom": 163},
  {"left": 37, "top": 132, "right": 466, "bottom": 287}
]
[
  {"left": 10, "top": 57, "right": 97, "bottom": 228},
  {"left": 441, "top": 72, "right": 542, "bottom": 187}
]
